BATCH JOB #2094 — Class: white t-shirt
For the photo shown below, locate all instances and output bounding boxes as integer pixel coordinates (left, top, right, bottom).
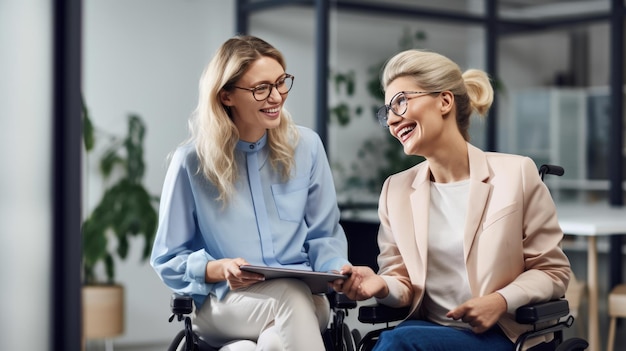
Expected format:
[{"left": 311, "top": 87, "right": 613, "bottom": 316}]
[{"left": 423, "top": 179, "right": 472, "bottom": 329}]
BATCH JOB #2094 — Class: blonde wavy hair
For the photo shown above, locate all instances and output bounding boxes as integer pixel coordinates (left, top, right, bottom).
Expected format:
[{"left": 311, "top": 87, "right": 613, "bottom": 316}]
[
  {"left": 189, "top": 35, "right": 298, "bottom": 203},
  {"left": 381, "top": 50, "right": 494, "bottom": 141}
]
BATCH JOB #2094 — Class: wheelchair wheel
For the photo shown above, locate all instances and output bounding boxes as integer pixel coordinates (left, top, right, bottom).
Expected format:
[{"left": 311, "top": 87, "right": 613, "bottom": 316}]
[
  {"left": 340, "top": 323, "right": 357, "bottom": 351},
  {"left": 555, "top": 338, "right": 589, "bottom": 351},
  {"left": 325, "top": 318, "right": 357, "bottom": 351},
  {"left": 351, "top": 329, "right": 362, "bottom": 347},
  {"left": 168, "top": 330, "right": 186, "bottom": 351}
]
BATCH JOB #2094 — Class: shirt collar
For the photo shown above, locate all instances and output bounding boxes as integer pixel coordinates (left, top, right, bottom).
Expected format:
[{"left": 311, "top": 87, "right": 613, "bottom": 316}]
[{"left": 236, "top": 132, "right": 267, "bottom": 153}]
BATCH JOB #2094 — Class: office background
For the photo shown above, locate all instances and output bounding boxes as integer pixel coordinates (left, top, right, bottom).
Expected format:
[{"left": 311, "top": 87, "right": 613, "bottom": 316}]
[{"left": 1, "top": 0, "right": 623, "bottom": 350}]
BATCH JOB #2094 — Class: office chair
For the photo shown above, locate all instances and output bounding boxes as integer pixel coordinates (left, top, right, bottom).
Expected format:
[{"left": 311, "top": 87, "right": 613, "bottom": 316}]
[
  {"left": 167, "top": 291, "right": 359, "bottom": 351},
  {"left": 340, "top": 164, "right": 588, "bottom": 351}
]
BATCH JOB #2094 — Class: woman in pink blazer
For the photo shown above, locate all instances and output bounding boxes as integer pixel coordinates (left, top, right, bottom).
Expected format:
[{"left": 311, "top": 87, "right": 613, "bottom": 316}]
[{"left": 333, "top": 49, "right": 571, "bottom": 350}]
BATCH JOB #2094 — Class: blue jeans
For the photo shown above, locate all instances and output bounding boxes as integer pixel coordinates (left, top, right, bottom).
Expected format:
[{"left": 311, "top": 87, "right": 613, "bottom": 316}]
[{"left": 372, "top": 320, "right": 514, "bottom": 351}]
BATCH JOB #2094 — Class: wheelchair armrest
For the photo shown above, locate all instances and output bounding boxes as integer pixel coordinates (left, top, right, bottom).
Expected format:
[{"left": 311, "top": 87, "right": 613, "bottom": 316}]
[
  {"left": 358, "top": 299, "right": 568, "bottom": 325},
  {"left": 331, "top": 292, "right": 358, "bottom": 309},
  {"left": 358, "top": 303, "right": 410, "bottom": 324},
  {"left": 515, "top": 299, "right": 569, "bottom": 324},
  {"left": 170, "top": 293, "right": 194, "bottom": 315}
]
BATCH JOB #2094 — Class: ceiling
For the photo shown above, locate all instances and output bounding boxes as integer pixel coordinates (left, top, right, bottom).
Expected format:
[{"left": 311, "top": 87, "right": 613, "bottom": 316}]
[
  {"left": 497, "top": 0, "right": 610, "bottom": 19},
  {"left": 500, "top": 0, "right": 593, "bottom": 6},
  {"left": 332, "top": 0, "right": 612, "bottom": 18}
]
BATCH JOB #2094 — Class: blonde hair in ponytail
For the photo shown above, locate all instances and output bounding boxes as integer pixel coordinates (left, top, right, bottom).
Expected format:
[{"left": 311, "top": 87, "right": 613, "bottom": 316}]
[{"left": 381, "top": 50, "right": 493, "bottom": 141}]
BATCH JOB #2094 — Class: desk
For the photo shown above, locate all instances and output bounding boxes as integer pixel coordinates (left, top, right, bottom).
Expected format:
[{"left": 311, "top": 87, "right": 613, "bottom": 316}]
[{"left": 557, "top": 204, "right": 626, "bottom": 351}]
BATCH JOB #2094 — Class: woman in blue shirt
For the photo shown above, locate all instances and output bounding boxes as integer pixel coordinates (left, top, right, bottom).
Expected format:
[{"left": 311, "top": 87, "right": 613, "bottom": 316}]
[{"left": 151, "top": 35, "right": 349, "bottom": 350}]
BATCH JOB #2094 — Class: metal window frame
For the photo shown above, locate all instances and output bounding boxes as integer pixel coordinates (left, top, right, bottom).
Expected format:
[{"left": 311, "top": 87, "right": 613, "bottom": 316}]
[
  {"left": 53, "top": 0, "right": 83, "bottom": 350},
  {"left": 236, "top": 0, "right": 625, "bottom": 288}
]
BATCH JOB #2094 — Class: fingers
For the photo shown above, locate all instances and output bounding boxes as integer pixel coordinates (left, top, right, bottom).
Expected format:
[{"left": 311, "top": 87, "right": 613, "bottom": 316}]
[
  {"left": 331, "top": 264, "right": 352, "bottom": 293},
  {"left": 447, "top": 294, "right": 506, "bottom": 334},
  {"left": 226, "top": 258, "right": 264, "bottom": 290},
  {"left": 333, "top": 265, "right": 358, "bottom": 291},
  {"left": 341, "top": 271, "right": 363, "bottom": 299},
  {"left": 339, "top": 264, "right": 353, "bottom": 276},
  {"left": 331, "top": 266, "right": 383, "bottom": 301},
  {"left": 331, "top": 264, "right": 354, "bottom": 290},
  {"left": 445, "top": 306, "right": 463, "bottom": 320},
  {"left": 447, "top": 306, "right": 488, "bottom": 333}
]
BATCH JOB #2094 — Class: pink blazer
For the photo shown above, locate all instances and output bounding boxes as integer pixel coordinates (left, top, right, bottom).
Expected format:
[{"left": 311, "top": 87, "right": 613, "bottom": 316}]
[{"left": 375, "top": 143, "right": 571, "bottom": 344}]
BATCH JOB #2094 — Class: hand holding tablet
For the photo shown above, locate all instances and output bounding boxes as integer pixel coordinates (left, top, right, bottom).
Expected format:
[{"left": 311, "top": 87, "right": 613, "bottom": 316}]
[{"left": 240, "top": 265, "right": 348, "bottom": 293}]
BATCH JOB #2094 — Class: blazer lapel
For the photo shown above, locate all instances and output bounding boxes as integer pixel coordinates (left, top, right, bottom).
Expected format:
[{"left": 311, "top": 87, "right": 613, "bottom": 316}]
[
  {"left": 410, "top": 165, "right": 432, "bottom": 271},
  {"left": 463, "top": 144, "right": 492, "bottom": 262}
]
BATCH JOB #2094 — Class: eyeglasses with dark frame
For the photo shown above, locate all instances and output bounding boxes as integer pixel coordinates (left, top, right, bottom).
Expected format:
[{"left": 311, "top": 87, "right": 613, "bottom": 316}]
[
  {"left": 376, "top": 91, "right": 440, "bottom": 128},
  {"left": 233, "top": 74, "right": 295, "bottom": 101}
]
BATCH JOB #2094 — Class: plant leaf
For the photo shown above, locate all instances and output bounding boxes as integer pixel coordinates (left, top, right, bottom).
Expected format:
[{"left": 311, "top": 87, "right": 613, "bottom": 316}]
[
  {"left": 82, "top": 98, "right": 95, "bottom": 152},
  {"left": 82, "top": 111, "right": 159, "bottom": 284}
]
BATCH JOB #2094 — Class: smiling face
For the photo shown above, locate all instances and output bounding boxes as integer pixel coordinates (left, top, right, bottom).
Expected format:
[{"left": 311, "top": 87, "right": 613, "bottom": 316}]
[
  {"left": 220, "top": 56, "right": 288, "bottom": 142},
  {"left": 384, "top": 76, "right": 453, "bottom": 157}
]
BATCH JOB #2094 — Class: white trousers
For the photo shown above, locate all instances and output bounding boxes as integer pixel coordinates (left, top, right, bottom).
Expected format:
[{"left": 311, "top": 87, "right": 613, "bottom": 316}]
[{"left": 193, "top": 278, "right": 330, "bottom": 351}]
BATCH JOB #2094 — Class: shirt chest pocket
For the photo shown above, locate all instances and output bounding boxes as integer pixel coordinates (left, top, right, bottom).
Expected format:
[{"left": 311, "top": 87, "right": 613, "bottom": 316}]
[{"left": 271, "top": 177, "right": 309, "bottom": 222}]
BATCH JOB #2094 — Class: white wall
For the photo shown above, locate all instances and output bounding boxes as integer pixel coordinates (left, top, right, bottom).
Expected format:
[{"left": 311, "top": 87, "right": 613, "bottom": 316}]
[
  {"left": 82, "top": 0, "right": 236, "bottom": 346},
  {"left": 0, "top": 1, "right": 52, "bottom": 350},
  {"left": 83, "top": 0, "right": 612, "bottom": 347}
]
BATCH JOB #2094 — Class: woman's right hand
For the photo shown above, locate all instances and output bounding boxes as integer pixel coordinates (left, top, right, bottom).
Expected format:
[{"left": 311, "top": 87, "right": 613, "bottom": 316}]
[
  {"left": 205, "top": 258, "right": 265, "bottom": 290},
  {"left": 331, "top": 264, "right": 388, "bottom": 301}
]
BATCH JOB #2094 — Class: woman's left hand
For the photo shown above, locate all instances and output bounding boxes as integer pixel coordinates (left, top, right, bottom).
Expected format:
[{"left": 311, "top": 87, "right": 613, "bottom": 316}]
[{"left": 446, "top": 292, "right": 507, "bottom": 334}]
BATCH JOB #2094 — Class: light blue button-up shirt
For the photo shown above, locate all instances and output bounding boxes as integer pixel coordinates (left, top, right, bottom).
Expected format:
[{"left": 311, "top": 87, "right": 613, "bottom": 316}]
[{"left": 151, "top": 126, "right": 349, "bottom": 309}]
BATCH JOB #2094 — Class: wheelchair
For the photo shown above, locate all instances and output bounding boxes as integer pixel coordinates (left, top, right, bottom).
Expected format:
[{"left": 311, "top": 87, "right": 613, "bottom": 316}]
[
  {"left": 167, "top": 290, "right": 359, "bottom": 351},
  {"left": 338, "top": 164, "right": 589, "bottom": 351}
]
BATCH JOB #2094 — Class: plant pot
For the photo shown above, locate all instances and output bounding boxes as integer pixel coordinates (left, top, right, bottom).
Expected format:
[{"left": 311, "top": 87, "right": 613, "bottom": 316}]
[{"left": 82, "top": 284, "right": 125, "bottom": 339}]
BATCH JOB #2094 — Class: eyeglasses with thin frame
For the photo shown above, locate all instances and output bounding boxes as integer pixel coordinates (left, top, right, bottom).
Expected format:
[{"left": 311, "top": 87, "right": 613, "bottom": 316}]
[
  {"left": 233, "top": 74, "right": 295, "bottom": 101},
  {"left": 376, "top": 91, "right": 440, "bottom": 128}
]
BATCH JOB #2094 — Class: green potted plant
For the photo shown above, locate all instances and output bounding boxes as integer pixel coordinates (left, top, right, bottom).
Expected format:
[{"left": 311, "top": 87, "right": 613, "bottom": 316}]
[
  {"left": 331, "top": 28, "right": 427, "bottom": 203},
  {"left": 81, "top": 102, "right": 159, "bottom": 341}
]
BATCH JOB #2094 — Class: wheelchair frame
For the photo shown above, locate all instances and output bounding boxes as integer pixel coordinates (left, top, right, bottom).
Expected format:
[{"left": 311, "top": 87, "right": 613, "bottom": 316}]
[
  {"left": 168, "top": 294, "right": 202, "bottom": 351},
  {"left": 167, "top": 292, "right": 358, "bottom": 351}
]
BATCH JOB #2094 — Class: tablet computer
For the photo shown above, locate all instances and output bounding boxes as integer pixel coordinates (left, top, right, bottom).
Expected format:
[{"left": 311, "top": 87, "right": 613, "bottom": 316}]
[{"left": 240, "top": 265, "right": 347, "bottom": 294}]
